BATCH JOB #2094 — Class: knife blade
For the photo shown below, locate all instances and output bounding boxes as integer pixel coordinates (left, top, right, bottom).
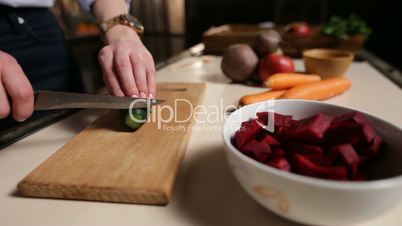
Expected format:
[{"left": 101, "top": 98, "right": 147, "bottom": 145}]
[{"left": 34, "top": 90, "right": 165, "bottom": 110}]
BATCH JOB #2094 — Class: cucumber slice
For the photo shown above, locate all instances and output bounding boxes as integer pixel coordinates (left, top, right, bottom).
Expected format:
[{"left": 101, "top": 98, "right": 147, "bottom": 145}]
[{"left": 122, "top": 108, "right": 149, "bottom": 131}]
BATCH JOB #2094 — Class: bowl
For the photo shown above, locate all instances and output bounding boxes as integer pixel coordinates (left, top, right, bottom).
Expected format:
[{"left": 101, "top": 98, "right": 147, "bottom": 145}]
[
  {"left": 303, "top": 48, "right": 354, "bottom": 78},
  {"left": 223, "top": 99, "right": 402, "bottom": 226}
]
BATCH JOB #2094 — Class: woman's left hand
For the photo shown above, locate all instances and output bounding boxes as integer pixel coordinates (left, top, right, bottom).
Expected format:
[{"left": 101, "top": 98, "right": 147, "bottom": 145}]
[{"left": 98, "top": 25, "right": 156, "bottom": 98}]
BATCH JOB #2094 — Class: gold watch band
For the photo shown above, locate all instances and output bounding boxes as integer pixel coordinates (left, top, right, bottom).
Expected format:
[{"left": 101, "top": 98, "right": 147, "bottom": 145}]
[{"left": 100, "top": 14, "right": 144, "bottom": 34}]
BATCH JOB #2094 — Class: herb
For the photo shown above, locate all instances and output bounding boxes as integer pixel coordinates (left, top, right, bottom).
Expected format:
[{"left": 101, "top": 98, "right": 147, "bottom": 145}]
[{"left": 322, "top": 15, "right": 372, "bottom": 39}]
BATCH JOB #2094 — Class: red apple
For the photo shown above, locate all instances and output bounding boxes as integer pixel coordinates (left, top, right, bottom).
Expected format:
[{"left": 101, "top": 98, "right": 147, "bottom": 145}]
[
  {"left": 287, "top": 22, "right": 313, "bottom": 37},
  {"left": 258, "top": 54, "right": 295, "bottom": 82}
]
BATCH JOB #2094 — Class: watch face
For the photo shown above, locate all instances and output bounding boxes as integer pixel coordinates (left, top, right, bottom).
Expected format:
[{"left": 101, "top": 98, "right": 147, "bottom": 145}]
[{"left": 126, "top": 15, "right": 144, "bottom": 34}]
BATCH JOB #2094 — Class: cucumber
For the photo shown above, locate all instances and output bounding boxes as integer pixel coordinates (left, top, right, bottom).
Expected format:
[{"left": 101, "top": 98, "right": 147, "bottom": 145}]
[{"left": 122, "top": 108, "right": 149, "bottom": 130}]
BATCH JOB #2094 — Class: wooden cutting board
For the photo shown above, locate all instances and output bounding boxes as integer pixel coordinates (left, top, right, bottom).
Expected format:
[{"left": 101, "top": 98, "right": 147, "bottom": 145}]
[{"left": 18, "top": 83, "right": 206, "bottom": 205}]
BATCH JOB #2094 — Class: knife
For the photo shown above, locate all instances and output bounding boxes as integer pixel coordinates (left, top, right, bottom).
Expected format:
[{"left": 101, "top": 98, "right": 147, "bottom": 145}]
[{"left": 34, "top": 90, "right": 165, "bottom": 110}]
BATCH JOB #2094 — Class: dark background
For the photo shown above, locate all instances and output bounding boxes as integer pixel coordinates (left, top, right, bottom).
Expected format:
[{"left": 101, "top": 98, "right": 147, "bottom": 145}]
[{"left": 185, "top": 0, "right": 402, "bottom": 70}]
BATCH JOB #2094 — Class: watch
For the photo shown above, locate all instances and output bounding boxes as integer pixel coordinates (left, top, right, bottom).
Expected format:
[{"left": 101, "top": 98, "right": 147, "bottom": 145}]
[{"left": 100, "top": 14, "right": 144, "bottom": 34}]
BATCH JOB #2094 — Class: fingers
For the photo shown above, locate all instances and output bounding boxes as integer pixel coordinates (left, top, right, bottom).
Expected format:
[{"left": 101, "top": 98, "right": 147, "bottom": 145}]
[
  {"left": 99, "top": 44, "right": 156, "bottom": 98},
  {"left": 98, "top": 47, "right": 124, "bottom": 96},
  {"left": 130, "top": 54, "right": 148, "bottom": 98},
  {"left": 145, "top": 54, "right": 156, "bottom": 98},
  {"left": 0, "top": 82, "right": 10, "bottom": 119},
  {"left": 115, "top": 50, "right": 139, "bottom": 97},
  {"left": 1, "top": 58, "right": 34, "bottom": 121}
]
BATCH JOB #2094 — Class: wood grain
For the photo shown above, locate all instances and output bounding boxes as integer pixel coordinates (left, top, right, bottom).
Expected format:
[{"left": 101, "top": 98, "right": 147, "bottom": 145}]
[{"left": 18, "top": 83, "right": 206, "bottom": 205}]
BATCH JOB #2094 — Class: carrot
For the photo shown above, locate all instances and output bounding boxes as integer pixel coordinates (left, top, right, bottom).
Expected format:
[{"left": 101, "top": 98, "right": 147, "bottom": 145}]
[
  {"left": 280, "top": 76, "right": 351, "bottom": 101},
  {"left": 239, "top": 90, "right": 286, "bottom": 106},
  {"left": 264, "top": 73, "right": 321, "bottom": 90}
]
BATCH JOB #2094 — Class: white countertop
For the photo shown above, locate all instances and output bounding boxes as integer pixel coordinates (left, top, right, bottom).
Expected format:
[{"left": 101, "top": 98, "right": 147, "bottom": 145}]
[{"left": 1, "top": 56, "right": 402, "bottom": 226}]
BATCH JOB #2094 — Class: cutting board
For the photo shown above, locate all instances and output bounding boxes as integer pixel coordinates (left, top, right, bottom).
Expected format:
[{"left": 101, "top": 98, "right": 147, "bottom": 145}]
[{"left": 18, "top": 83, "right": 206, "bottom": 205}]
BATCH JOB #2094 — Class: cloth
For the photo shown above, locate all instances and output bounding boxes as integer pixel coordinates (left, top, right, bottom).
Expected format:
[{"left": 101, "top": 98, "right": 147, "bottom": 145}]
[
  {"left": 0, "top": 6, "right": 82, "bottom": 131},
  {"left": 0, "top": 0, "right": 131, "bottom": 11}
]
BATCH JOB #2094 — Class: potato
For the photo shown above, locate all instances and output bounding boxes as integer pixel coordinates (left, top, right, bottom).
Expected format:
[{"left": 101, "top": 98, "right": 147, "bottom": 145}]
[
  {"left": 221, "top": 44, "right": 258, "bottom": 82},
  {"left": 254, "top": 30, "right": 282, "bottom": 57}
]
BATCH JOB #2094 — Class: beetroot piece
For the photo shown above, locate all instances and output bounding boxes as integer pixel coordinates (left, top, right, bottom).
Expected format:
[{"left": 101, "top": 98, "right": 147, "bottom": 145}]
[
  {"left": 242, "top": 139, "right": 272, "bottom": 162},
  {"left": 361, "top": 124, "right": 377, "bottom": 143},
  {"left": 261, "top": 134, "right": 280, "bottom": 146},
  {"left": 266, "top": 158, "right": 291, "bottom": 171},
  {"left": 272, "top": 148, "right": 286, "bottom": 158},
  {"left": 325, "top": 121, "right": 363, "bottom": 146},
  {"left": 293, "top": 154, "right": 348, "bottom": 180},
  {"left": 233, "top": 111, "right": 385, "bottom": 182},
  {"left": 330, "top": 144, "right": 360, "bottom": 176},
  {"left": 303, "top": 153, "right": 334, "bottom": 167},
  {"left": 257, "top": 112, "right": 298, "bottom": 127},
  {"left": 235, "top": 119, "right": 263, "bottom": 149},
  {"left": 333, "top": 111, "right": 364, "bottom": 123},
  {"left": 333, "top": 111, "right": 377, "bottom": 143},
  {"left": 365, "top": 135, "right": 383, "bottom": 157},
  {"left": 286, "top": 142, "right": 324, "bottom": 155},
  {"left": 273, "top": 113, "right": 299, "bottom": 127},
  {"left": 286, "top": 113, "right": 332, "bottom": 141}
]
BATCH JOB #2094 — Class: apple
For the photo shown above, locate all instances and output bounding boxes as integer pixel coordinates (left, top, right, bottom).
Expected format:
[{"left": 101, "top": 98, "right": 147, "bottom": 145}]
[
  {"left": 258, "top": 54, "right": 295, "bottom": 82},
  {"left": 287, "top": 22, "right": 313, "bottom": 37}
]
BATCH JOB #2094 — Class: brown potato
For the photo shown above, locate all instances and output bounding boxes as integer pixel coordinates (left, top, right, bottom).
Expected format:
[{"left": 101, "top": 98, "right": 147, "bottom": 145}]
[{"left": 221, "top": 44, "right": 258, "bottom": 82}]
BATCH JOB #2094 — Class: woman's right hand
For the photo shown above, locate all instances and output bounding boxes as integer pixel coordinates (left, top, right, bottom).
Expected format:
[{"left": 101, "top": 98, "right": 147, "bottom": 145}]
[{"left": 0, "top": 51, "right": 34, "bottom": 122}]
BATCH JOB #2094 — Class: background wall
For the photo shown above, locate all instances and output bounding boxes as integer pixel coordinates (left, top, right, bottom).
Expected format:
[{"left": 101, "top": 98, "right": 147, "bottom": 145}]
[{"left": 185, "top": 0, "right": 402, "bottom": 70}]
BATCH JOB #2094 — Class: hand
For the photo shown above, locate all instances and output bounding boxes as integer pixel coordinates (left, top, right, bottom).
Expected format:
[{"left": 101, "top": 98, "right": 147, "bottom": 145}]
[
  {"left": 0, "top": 51, "right": 34, "bottom": 121},
  {"left": 98, "top": 25, "right": 156, "bottom": 98}
]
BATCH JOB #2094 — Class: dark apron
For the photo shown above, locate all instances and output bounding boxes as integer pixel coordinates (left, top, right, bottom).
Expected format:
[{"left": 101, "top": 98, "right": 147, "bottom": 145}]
[{"left": 0, "top": 5, "right": 82, "bottom": 131}]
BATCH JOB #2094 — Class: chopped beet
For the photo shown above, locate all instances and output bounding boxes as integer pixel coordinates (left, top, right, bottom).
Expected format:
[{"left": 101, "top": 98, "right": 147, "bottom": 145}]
[
  {"left": 286, "top": 113, "right": 332, "bottom": 141},
  {"left": 330, "top": 144, "right": 360, "bottom": 176},
  {"left": 325, "top": 121, "right": 362, "bottom": 146},
  {"left": 303, "top": 153, "right": 334, "bottom": 167},
  {"left": 235, "top": 119, "right": 263, "bottom": 149},
  {"left": 242, "top": 139, "right": 272, "bottom": 162},
  {"left": 333, "top": 111, "right": 377, "bottom": 143},
  {"left": 333, "top": 111, "right": 366, "bottom": 124},
  {"left": 286, "top": 142, "right": 324, "bottom": 155},
  {"left": 361, "top": 124, "right": 377, "bottom": 143},
  {"left": 257, "top": 112, "right": 298, "bottom": 127},
  {"left": 365, "top": 135, "right": 383, "bottom": 157},
  {"left": 293, "top": 154, "right": 347, "bottom": 179},
  {"left": 233, "top": 111, "right": 385, "bottom": 181},
  {"left": 272, "top": 148, "right": 286, "bottom": 158},
  {"left": 266, "top": 158, "right": 291, "bottom": 171},
  {"left": 261, "top": 134, "right": 280, "bottom": 146}
]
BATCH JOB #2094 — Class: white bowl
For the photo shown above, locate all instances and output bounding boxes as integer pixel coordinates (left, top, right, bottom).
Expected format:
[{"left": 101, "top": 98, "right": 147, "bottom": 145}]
[{"left": 223, "top": 99, "right": 402, "bottom": 226}]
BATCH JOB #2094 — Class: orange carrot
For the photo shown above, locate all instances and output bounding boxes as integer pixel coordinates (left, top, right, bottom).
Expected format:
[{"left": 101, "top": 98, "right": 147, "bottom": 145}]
[
  {"left": 264, "top": 73, "right": 321, "bottom": 90},
  {"left": 239, "top": 90, "right": 286, "bottom": 106},
  {"left": 280, "top": 76, "right": 351, "bottom": 100}
]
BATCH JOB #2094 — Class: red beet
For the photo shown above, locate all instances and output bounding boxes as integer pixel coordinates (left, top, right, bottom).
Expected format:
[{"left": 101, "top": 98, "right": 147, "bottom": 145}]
[
  {"left": 303, "top": 153, "right": 334, "bottom": 167},
  {"left": 242, "top": 139, "right": 272, "bottom": 162},
  {"left": 330, "top": 144, "right": 360, "bottom": 176},
  {"left": 286, "top": 113, "right": 332, "bottom": 141},
  {"left": 365, "top": 135, "right": 383, "bottom": 157},
  {"left": 326, "top": 121, "right": 363, "bottom": 146},
  {"left": 266, "top": 158, "right": 291, "bottom": 171},
  {"left": 261, "top": 134, "right": 280, "bottom": 146},
  {"left": 293, "top": 154, "right": 348, "bottom": 180},
  {"left": 333, "top": 111, "right": 377, "bottom": 143},
  {"left": 233, "top": 111, "right": 385, "bottom": 181},
  {"left": 256, "top": 112, "right": 298, "bottom": 127},
  {"left": 286, "top": 142, "right": 324, "bottom": 155},
  {"left": 272, "top": 148, "right": 286, "bottom": 158},
  {"left": 235, "top": 119, "right": 263, "bottom": 149}
]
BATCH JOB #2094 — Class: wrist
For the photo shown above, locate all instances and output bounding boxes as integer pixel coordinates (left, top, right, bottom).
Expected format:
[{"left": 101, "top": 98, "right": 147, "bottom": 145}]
[{"left": 104, "top": 24, "right": 140, "bottom": 44}]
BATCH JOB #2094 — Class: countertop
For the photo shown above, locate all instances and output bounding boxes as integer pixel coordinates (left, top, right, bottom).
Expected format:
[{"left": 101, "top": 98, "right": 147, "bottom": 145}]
[{"left": 1, "top": 55, "right": 402, "bottom": 226}]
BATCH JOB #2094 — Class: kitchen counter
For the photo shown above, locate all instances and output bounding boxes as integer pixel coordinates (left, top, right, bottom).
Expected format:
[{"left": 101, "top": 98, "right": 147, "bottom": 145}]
[{"left": 1, "top": 47, "right": 402, "bottom": 226}]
